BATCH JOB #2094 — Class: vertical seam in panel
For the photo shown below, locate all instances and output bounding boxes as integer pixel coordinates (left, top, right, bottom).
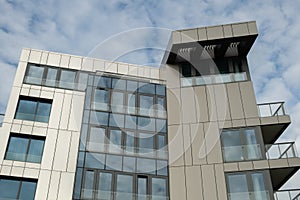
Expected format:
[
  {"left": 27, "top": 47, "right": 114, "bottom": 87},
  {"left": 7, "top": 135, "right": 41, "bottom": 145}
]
[
  {"left": 214, "top": 164, "right": 220, "bottom": 200},
  {"left": 183, "top": 166, "right": 188, "bottom": 200}
]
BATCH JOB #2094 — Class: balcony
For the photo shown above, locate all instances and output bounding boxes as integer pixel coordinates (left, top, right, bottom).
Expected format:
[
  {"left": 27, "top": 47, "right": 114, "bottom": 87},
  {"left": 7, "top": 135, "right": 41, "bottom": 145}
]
[
  {"left": 0, "top": 113, "right": 4, "bottom": 127},
  {"left": 258, "top": 102, "right": 286, "bottom": 117},
  {"left": 274, "top": 189, "right": 300, "bottom": 200},
  {"left": 180, "top": 72, "right": 247, "bottom": 87},
  {"left": 81, "top": 190, "right": 169, "bottom": 200},
  {"left": 228, "top": 191, "right": 271, "bottom": 200},
  {"left": 257, "top": 102, "right": 291, "bottom": 144},
  {"left": 266, "top": 142, "right": 298, "bottom": 160}
]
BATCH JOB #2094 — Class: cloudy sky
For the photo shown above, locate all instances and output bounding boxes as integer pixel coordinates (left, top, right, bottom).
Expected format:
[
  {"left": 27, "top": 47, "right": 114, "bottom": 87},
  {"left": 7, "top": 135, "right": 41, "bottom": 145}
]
[{"left": 0, "top": 0, "right": 300, "bottom": 187}]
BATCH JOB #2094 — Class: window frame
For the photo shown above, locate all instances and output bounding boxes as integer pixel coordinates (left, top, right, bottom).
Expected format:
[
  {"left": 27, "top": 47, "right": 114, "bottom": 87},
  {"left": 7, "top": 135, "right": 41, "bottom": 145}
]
[
  {"left": 14, "top": 96, "right": 52, "bottom": 123},
  {"left": 5, "top": 133, "right": 45, "bottom": 163}
]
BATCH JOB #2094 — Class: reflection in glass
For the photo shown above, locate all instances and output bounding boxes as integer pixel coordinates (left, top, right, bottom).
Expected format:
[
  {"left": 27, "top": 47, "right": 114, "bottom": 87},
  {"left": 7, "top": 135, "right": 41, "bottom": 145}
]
[
  {"left": 109, "top": 114, "right": 124, "bottom": 128},
  {"left": 85, "top": 153, "right": 105, "bottom": 169},
  {"left": 252, "top": 172, "right": 268, "bottom": 200},
  {"left": 83, "top": 171, "right": 95, "bottom": 199},
  {"left": 109, "top": 129, "right": 122, "bottom": 153},
  {"left": 125, "top": 115, "right": 137, "bottom": 130},
  {"left": 19, "top": 181, "right": 37, "bottom": 200},
  {"left": 97, "top": 172, "right": 112, "bottom": 200},
  {"left": 88, "top": 127, "right": 106, "bottom": 152},
  {"left": 137, "top": 158, "right": 155, "bottom": 174},
  {"left": 139, "top": 82, "right": 155, "bottom": 94},
  {"left": 157, "top": 160, "right": 168, "bottom": 176},
  {"left": 125, "top": 131, "right": 135, "bottom": 153},
  {"left": 0, "top": 179, "right": 19, "bottom": 199},
  {"left": 227, "top": 174, "right": 250, "bottom": 200},
  {"left": 6, "top": 137, "right": 29, "bottom": 161},
  {"left": 222, "top": 130, "right": 243, "bottom": 162},
  {"left": 106, "top": 155, "right": 122, "bottom": 171},
  {"left": 244, "top": 129, "right": 260, "bottom": 160},
  {"left": 139, "top": 95, "right": 154, "bottom": 116},
  {"left": 36, "top": 102, "right": 52, "bottom": 123},
  {"left": 127, "top": 80, "right": 138, "bottom": 92},
  {"left": 156, "top": 84, "right": 166, "bottom": 96},
  {"left": 95, "top": 76, "right": 111, "bottom": 88},
  {"left": 152, "top": 178, "right": 167, "bottom": 197},
  {"left": 15, "top": 99, "right": 37, "bottom": 121},
  {"left": 59, "top": 70, "right": 76, "bottom": 89},
  {"left": 78, "top": 72, "right": 88, "bottom": 91},
  {"left": 138, "top": 133, "right": 154, "bottom": 153},
  {"left": 89, "top": 111, "right": 109, "bottom": 126},
  {"left": 138, "top": 117, "right": 155, "bottom": 132},
  {"left": 27, "top": 138, "right": 44, "bottom": 163},
  {"left": 44, "top": 68, "right": 58, "bottom": 87},
  {"left": 116, "top": 174, "right": 133, "bottom": 200},
  {"left": 111, "top": 92, "right": 124, "bottom": 113},
  {"left": 138, "top": 176, "right": 148, "bottom": 200},
  {"left": 127, "top": 93, "right": 136, "bottom": 114},
  {"left": 26, "top": 65, "right": 44, "bottom": 85},
  {"left": 93, "top": 89, "right": 109, "bottom": 111},
  {"left": 156, "top": 119, "right": 166, "bottom": 133},
  {"left": 123, "top": 156, "right": 136, "bottom": 172},
  {"left": 112, "top": 78, "right": 126, "bottom": 90}
]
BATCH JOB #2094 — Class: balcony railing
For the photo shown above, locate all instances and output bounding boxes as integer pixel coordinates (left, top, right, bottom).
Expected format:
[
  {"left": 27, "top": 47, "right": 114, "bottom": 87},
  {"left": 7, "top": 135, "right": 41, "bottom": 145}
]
[
  {"left": 0, "top": 113, "right": 4, "bottom": 127},
  {"left": 222, "top": 142, "right": 298, "bottom": 162},
  {"left": 228, "top": 191, "right": 271, "bottom": 200},
  {"left": 274, "top": 189, "right": 300, "bottom": 200},
  {"left": 181, "top": 72, "right": 247, "bottom": 87},
  {"left": 87, "top": 143, "right": 168, "bottom": 159},
  {"left": 266, "top": 142, "right": 298, "bottom": 159},
  {"left": 81, "top": 189, "right": 169, "bottom": 200},
  {"left": 257, "top": 102, "right": 286, "bottom": 117}
]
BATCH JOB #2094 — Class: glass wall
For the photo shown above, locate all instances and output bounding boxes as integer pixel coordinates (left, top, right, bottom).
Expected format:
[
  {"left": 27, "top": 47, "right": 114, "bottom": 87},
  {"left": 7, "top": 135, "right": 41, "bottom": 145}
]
[{"left": 73, "top": 74, "right": 168, "bottom": 200}]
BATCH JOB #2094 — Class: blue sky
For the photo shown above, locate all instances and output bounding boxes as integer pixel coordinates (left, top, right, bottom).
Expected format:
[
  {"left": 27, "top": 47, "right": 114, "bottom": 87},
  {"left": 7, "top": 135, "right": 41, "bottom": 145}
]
[{"left": 0, "top": 0, "right": 300, "bottom": 185}]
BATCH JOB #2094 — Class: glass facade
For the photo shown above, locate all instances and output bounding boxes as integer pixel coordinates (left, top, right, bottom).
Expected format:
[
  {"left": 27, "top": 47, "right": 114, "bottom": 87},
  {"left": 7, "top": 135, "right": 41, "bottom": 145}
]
[
  {"left": 15, "top": 97, "right": 52, "bottom": 123},
  {"left": 5, "top": 134, "right": 45, "bottom": 163},
  {"left": 0, "top": 177, "right": 37, "bottom": 200},
  {"left": 73, "top": 75, "right": 168, "bottom": 200},
  {"left": 221, "top": 127, "right": 263, "bottom": 162}
]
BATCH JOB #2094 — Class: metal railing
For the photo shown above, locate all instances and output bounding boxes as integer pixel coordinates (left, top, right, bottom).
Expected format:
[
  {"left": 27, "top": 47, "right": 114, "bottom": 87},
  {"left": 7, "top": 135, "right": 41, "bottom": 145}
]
[
  {"left": 274, "top": 189, "right": 300, "bottom": 200},
  {"left": 181, "top": 72, "right": 247, "bottom": 87},
  {"left": 222, "top": 144, "right": 263, "bottom": 162},
  {"left": 257, "top": 102, "right": 286, "bottom": 117},
  {"left": 266, "top": 142, "right": 298, "bottom": 159},
  {"left": 0, "top": 113, "right": 4, "bottom": 127},
  {"left": 228, "top": 191, "right": 271, "bottom": 200},
  {"left": 81, "top": 190, "right": 169, "bottom": 200},
  {"left": 87, "top": 143, "right": 168, "bottom": 159}
]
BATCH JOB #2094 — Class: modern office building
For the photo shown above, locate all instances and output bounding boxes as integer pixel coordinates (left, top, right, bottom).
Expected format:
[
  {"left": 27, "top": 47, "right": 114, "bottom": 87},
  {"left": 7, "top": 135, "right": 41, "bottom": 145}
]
[{"left": 0, "top": 21, "right": 299, "bottom": 200}]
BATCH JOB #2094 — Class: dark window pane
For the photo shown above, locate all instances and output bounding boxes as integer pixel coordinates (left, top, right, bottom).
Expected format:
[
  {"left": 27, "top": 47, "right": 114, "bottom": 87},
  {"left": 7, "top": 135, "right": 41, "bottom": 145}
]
[
  {"left": 85, "top": 153, "right": 105, "bottom": 169},
  {"left": 15, "top": 99, "right": 37, "bottom": 121},
  {"left": 88, "top": 127, "right": 106, "bottom": 152},
  {"left": 125, "top": 115, "right": 137, "bottom": 130},
  {"left": 19, "top": 181, "right": 37, "bottom": 200},
  {"left": 36, "top": 102, "right": 51, "bottom": 123},
  {"left": 6, "top": 137, "right": 29, "bottom": 162},
  {"left": 83, "top": 171, "right": 95, "bottom": 199},
  {"left": 26, "top": 65, "right": 44, "bottom": 85},
  {"left": 27, "top": 139, "right": 44, "bottom": 163},
  {"left": 156, "top": 84, "right": 166, "bottom": 96},
  {"left": 95, "top": 76, "right": 111, "bottom": 88},
  {"left": 139, "top": 82, "right": 155, "bottom": 94},
  {"left": 116, "top": 174, "right": 133, "bottom": 200},
  {"left": 138, "top": 117, "right": 155, "bottom": 132},
  {"left": 0, "top": 178, "right": 19, "bottom": 199},
  {"left": 109, "top": 113, "right": 124, "bottom": 128},
  {"left": 106, "top": 155, "right": 122, "bottom": 171},
  {"left": 97, "top": 172, "right": 112, "bottom": 199},
  {"left": 127, "top": 80, "right": 138, "bottom": 92},
  {"left": 123, "top": 156, "right": 136, "bottom": 172},
  {"left": 59, "top": 70, "right": 76, "bottom": 89},
  {"left": 112, "top": 78, "right": 126, "bottom": 90},
  {"left": 44, "top": 68, "right": 58, "bottom": 87},
  {"left": 181, "top": 63, "right": 192, "bottom": 77},
  {"left": 93, "top": 89, "right": 109, "bottom": 111},
  {"left": 137, "top": 158, "right": 156, "bottom": 174},
  {"left": 90, "top": 111, "right": 109, "bottom": 126},
  {"left": 152, "top": 178, "right": 167, "bottom": 197}
]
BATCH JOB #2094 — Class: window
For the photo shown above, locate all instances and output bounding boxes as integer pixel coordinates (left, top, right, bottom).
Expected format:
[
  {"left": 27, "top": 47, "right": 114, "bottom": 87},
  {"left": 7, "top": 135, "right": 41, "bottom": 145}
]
[
  {"left": 137, "top": 176, "right": 148, "bottom": 200},
  {"left": 15, "top": 97, "right": 52, "bottom": 123},
  {"left": 93, "top": 89, "right": 109, "bottom": 111},
  {"left": 0, "top": 177, "right": 37, "bottom": 200},
  {"left": 24, "top": 64, "right": 88, "bottom": 91},
  {"left": 116, "top": 174, "right": 134, "bottom": 200},
  {"left": 5, "top": 134, "right": 45, "bottom": 163},
  {"left": 221, "top": 127, "right": 263, "bottom": 162},
  {"left": 226, "top": 171, "right": 271, "bottom": 200}
]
